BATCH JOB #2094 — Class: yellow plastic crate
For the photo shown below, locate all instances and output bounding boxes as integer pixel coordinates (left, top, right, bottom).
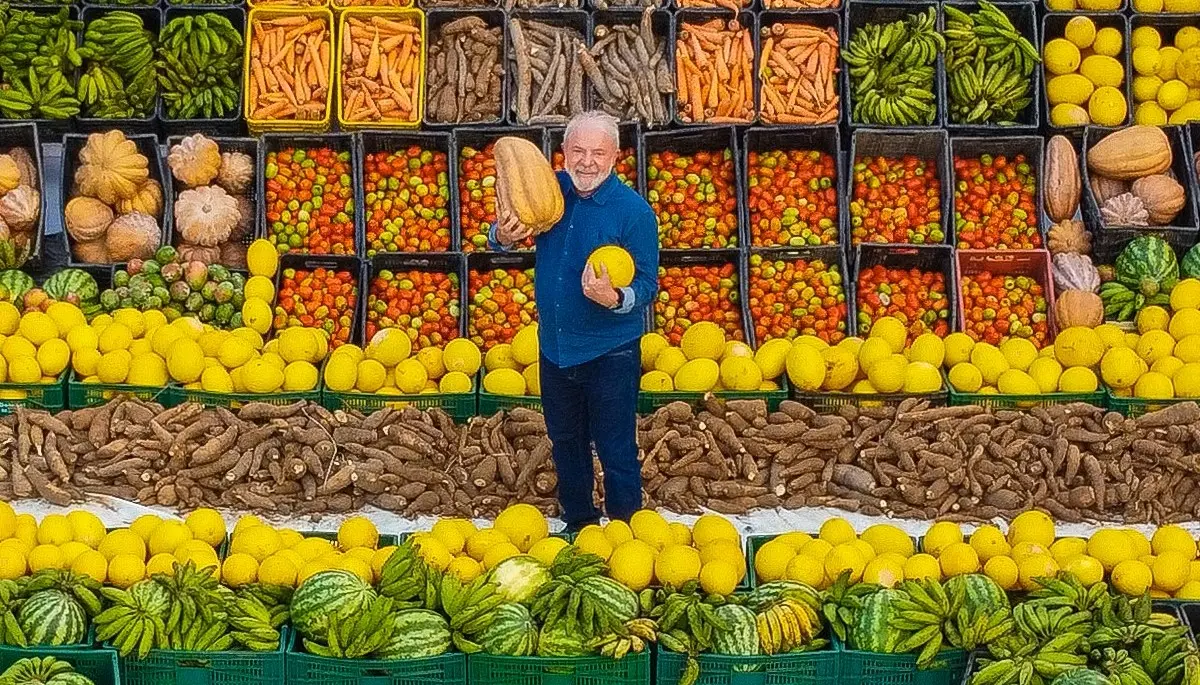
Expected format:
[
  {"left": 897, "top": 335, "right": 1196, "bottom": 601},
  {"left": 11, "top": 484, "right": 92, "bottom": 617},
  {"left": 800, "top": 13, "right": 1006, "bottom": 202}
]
[
  {"left": 245, "top": 6, "right": 336, "bottom": 134},
  {"left": 331, "top": 0, "right": 415, "bottom": 12},
  {"left": 248, "top": 0, "right": 330, "bottom": 12},
  {"left": 336, "top": 7, "right": 425, "bottom": 130}
]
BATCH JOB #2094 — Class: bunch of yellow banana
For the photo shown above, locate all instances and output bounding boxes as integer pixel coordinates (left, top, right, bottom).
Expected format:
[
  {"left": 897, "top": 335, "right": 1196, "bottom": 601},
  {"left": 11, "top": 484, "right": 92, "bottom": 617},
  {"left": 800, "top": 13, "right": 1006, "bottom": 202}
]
[
  {"left": 755, "top": 598, "right": 817, "bottom": 655},
  {"left": 588, "top": 618, "right": 658, "bottom": 660}
]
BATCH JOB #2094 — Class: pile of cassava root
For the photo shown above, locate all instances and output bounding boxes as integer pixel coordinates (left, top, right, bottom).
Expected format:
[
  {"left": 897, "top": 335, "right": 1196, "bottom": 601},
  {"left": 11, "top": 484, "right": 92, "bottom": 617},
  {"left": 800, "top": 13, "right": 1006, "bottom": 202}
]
[{"left": 5, "top": 398, "right": 1200, "bottom": 525}]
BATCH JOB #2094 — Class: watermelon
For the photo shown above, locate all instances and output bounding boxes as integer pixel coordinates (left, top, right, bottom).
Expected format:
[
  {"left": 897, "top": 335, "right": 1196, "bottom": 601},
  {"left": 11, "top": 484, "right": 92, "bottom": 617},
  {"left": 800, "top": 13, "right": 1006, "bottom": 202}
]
[
  {"left": 374, "top": 609, "right": 451, "bottom": 660},
  {"left": 848, "top": 589, "right": 907, "bottom": 654},
  {"left": 575, "top": 576, "right": 638, "bottom": 624},
  {"left": 744, "top": 581, "right": 822, "bottom": 613},
  {"left": 131, "top": 580, "right": 171, "bottom": 618},
  {"left": 712, "top": 604, "right": 759, "bottom": 656},
  {"left": 1183, "top": 245, "right": 1200, "bottom": 280},
  {"left": 0, "top": 269, "right": 33, "bottom": 299},
  {"left": 43, "top": 269, "right": 99, "bottom": 304},
  {"left": 1, "top": 656, "right": 95, "bottom": 685},
  {"left": 536, "top": 623, "right": 590, "bottom": 657},
  {"left": 17, "top": 589, "right": 86, "bottom": 646},
  {"left": 479, "top": 603, "right": 539, "bottom": 656},
  {"left": 944, "top": 574, "right": 1007, "bottom": 615},
  {"left": 488, "top": 556, "right": 551, "bottom": 605},
  {"left": 1115, "top": 235, "right": 1179, "bottom": 297},
  {"left": 1050, "top": 669, "right": 1115, "bottom": 685},
  {"left": 290, "top": 570, "right": 376, "bottom": 639}
]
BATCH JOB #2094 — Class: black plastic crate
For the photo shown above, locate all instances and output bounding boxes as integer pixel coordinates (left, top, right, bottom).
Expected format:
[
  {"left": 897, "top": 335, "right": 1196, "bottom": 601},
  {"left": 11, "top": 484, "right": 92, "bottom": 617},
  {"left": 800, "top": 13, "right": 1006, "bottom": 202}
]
[
  {"left": 851, "top": 242, "right": 957, "bottom": 338},
  {"left": 653, "top": 248, "right": 749, "bottom": 345},
  {"left": 165, "top": 135, "right": 260, "bottom": 259},
  {"left": 589, "top": 9, "right": 674, "bottom": 129},
  {"left": 257, "top": 132, "right": 364, "bottom": 257},
  {"left": 756, "top": 10, "right": 842, "bottom": 127},
  {"left": 674, "top": 9, "right": 757, "bottom": 127},
  {"left": 465, "top": 250, "right": 538, "bottom": 350},
  {"left": 0, "top": 123, "right": 46, "bottom": 271},
  {"left": 76, "top": 6, "right": 161, "bottom": 136},
  {"left": 547, "top": 121, "right": 644, "bottom": 196},
  {"left": 363, "top": 251, "right": 469, "bottom": 344},
  {"left": 643, "top": 125, "right": 745, "bottom": 250},
  {"left": 743, "top": 125, "right": 845, "bottom": 248},
  {"left": 272, "top": 253, "right": 367, "bottom": 347},
  {"left": 845, "top": 2, "right": 944, "bottom": 128},
  {"left": 848, "top": 128, "right": 954, "bottom": 247},
  {"left": 506, "top": 10, "right": 593, "bottom": 126},
  {"left": 61, "top": 131, "right": 169, "bottom": 269},
  {"left": 941, "top": 2, "right": 1040, "bottom": 133},
  {"left": 358, "top": 130, "right": 457, "bottom": 256},
  {"left": 158, "top": 6, "right": 246, "bottom": 137},
  {"left": 950, "top": 135, "right": 1047, "bottom": 249},
  {"left": 1, "top": 6, "right": 81, "bottom": 144},
  {"left": 1092, "top": 226, "right": 1198, "bottom": 268},
  {"left": 424, "top": 9, "right": 508, "bottom": 127},
  {"left": 746, "top": 245, "right": 851, "bottom": 348},
  {"left": 452, "top": 125, "right": 548, "bottom": 252},
  {"left": 1083, "top": 125, "right": 1199, "bottom": 240},
  {"left": 1041, "top": 13, "right": 1130, "bottom": 130}
]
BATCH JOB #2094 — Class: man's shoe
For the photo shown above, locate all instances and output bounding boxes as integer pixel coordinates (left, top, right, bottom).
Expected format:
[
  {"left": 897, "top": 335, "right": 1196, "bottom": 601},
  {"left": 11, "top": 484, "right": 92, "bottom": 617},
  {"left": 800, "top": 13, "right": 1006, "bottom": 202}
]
[{"left": 563, "top": 518, "right": 601, "bottom": 534}]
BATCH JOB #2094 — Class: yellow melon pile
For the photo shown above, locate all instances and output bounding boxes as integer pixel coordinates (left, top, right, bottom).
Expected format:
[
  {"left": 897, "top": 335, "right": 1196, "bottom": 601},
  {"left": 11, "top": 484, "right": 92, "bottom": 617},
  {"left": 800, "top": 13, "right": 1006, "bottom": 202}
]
[
  {"left": 0, "top": 301, "right": 87, "bottom": 397},
  {"left": 480, "top": 324, "right": 540, "bottom": 397},
  {"left": 753, "top": 518, "right": 920, "bottom": 589},
  {"left": 222, "top": 515, "right": 390, "bottom": 588},
  {"left": 322, "top": 329, "right": 481, "bottom": 398},
  {"left": 639, "top": 324, "right": 785, "bottom": 393},
  {"left": 784, "top": 317, "right": 943, "bottom": 396},
  {"left": 407, "top": 503, "right": 552, "bottom": 581}
]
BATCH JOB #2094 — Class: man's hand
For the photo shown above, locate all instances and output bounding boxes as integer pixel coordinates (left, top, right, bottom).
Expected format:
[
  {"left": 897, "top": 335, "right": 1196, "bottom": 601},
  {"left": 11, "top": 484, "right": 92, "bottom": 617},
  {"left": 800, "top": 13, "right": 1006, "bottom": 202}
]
[
  {"left": 582, "top": 262, "right": 620, "bottom": 309},
  {"left": 495, "top": 202, "right": 533, "bottom": 247}
]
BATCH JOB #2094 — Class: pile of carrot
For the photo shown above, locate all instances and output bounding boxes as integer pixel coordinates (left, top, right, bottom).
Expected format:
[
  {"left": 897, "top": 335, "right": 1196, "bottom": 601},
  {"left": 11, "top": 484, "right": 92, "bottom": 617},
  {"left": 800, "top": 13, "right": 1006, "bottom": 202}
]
[
  {"left": 675, "top": 18, "right": 754, "bottom": 124},
  {"left": 764, "top": 0, "right": 839, "bottom": 8},
  {"left": 340, "top": 14, "right": 424, "bottom": 124},
  {"left": 248, "top": 14, "right": 332, "bottom": 122},
  {"left": 759, "top": 22, "right": 839, "bottom": 125},
  {"left": 676, "top": 0, "right": 749, "bottom": 9},
  {"left": 250, "top": 0, "right": 325, "bottom": 6}
]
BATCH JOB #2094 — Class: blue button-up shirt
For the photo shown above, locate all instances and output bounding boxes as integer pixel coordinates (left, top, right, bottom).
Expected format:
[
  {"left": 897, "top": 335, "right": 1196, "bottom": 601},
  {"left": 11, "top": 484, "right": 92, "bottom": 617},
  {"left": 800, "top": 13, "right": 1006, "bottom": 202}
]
[{"left": 489, "top": 171, "right": 659, "bottom": 368}]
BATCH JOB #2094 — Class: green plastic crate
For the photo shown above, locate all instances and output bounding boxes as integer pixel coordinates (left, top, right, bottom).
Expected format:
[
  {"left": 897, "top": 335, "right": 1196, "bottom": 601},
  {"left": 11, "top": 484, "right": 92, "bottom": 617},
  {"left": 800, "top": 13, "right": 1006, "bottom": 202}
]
[
  {"left": 467, "top": 651, "right": 649, "bottom": 685},
  {"left": 170, "top": 386, "right": 321, "bottom": 409},
  {"left": 0, "top": 372, "right": 67, "bottom": 411},
  {"left": 477, "top": 392, "right": 542, "bottom": 415},
  {"left": 638, "top": 378, "right": 791, "bottom": 414},
  {"left": 791, "top": 387, "right": 948, "bottom": 413},
  {"left": 655, "top": 644, "right": 837, "bottom": 685},
  {"left": 0, "top": 645, "right": 120, "bottom": 685},
  {"left": 1104, "top": 387, "right": 1184, "bottom": 417},
  {"left": 115, "top": 628, "right": 287, "bottom": 685},
  {"left": 322, "top": 386, "right": 477, "bottom": 422},
  {"left": 286, "top": 631, "right": 466, "bottom": 685},
  {"left": 68, "top": 372, "right": 176, "bottom": 409},
  {"left": 836, "top": 639, "right": 966, "bottom": 685},
  {"left": 947, "top": 386, "right": 1106, "bottom": 410}
]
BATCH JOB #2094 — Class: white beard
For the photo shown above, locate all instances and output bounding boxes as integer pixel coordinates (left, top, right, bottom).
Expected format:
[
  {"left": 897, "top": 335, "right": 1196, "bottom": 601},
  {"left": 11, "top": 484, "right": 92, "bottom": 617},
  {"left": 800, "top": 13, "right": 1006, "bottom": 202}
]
[{"left": 568, "top": 168, "right": 608, "bottom": 194}]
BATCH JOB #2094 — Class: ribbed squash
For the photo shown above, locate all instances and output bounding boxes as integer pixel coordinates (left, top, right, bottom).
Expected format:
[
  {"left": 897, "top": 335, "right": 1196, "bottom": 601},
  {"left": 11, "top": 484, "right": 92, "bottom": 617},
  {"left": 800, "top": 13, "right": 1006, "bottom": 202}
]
[
  {"left": 1056, "top": 290, "right": 1104, "bottom": 329},
  {"left": 1087, "top": 126, "right": 1171, "bottom": 180},
  {"left": 494, "top": 137, "right": 563, "bottom": 234}
]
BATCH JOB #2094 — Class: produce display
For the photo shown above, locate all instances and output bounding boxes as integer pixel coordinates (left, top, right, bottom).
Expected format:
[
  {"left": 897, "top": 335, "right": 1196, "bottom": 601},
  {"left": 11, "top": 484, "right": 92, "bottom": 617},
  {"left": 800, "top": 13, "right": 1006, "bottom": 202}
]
[
  {"left": 246, "top": 13, "right": 331, "bottom": 124},
  {"left": 77, "top": 11, "right": 157, "bottom": 120},
  {"left": 1, "top": 657, "right": 99, "bottom": 685},
  {"left": 585, "top": 10, "right": 673, "bottom": 126},
  {"left": 647, "top": 147, "right": 737, "bottom": 249},
  {"left": 758, "top": 21, "right": 839, "bottom": 125},
  {"left": 64, "top": 130, "right": 162, "bottom": 265},
  {"left": 339, "top": 13, "right": 424, "bottom": 126},
  {"left": 639, "top": 324, "right": 783, "bottom": 394},
  {"left": 468, "top": 265, "right": 536, "bottom": 349},
  {"left": 1088, "top": 126, "right": 1185, "bottom": 229},
  {"left": 364, "top": 145, "right": 451, "bottom": 255},
  {"left": 959, "top": 271, "right": 1050, "bottom": 347},
  {"left": 845, "top": 8, "right": 942, "bottom": 127},
  {"left": 458, "top": 142, "right": 502, "bottom": 251},
  {"left": 1098, "top": 235, "right": 1178, "bottom": 321},
  {"left": 953, "top": 152, "right": 1040, "bottom": 249},
  {"left": 323, "top": 330, "right": 478, "bottom": 397},
  {"left": 157, "top": 13, "right": 244, "bottom": 121},
  {"left": 654, "top": 262, "right": 744, "bottom": 344},
  {"left": 272, "top": 264, "right": 358, "bottom": 347},
  {"left": 747, "top": 253, "right": 847, "bottom": 344},
  {"left": 0, "top": 7, "right": 81, "bottom": 120},
  {"left": 747, "top": 147, "right": 838, "bottom": 247},
  {"left": 785, "top": 317, "right": 945, "bottom": 395},
  {"left": 224, "top": 515, "right": 387, "bottom": 587},
  {"left": 365, "top": 267, "right": 459, "bottom": 347},
  {"left": 425, "top": 16, "right": 504, "bottom": 125},
  {"left": 856, "top": 266, "right": 952, "bottom": 344},
  {"left": 943, "top": 3, "right": 1038, "bottom": 126},
  {"left": 674, "top": 18, "right": 754, "bottom": 125},
  {"left": 0, "top": 143, "right": 39, "bottom": 270},
  {"left": 1043, "top": 18, "right": 1128, "bottom": 127},
  {"left": 101, "top": 248, "right": 247, "bottom": 329},
  {"left": 264, "top": 146, "right": 356, "bottom": 255},
  {"left": 480, "top": 325, "right": 539, "bottom": 397},
  {"left": 168, "top": 134, "right": 255, "bottom": 267},
  {"left": 508, "top": 18, "right": 586, "bottom": 125},
  {"left": 850, "top": 153, "right": 944, "bottom": 245}
]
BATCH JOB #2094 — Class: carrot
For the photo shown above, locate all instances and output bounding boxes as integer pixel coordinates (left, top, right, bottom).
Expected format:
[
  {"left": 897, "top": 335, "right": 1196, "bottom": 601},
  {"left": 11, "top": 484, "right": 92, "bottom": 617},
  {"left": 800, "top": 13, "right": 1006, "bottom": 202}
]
[
  {"left": 249, "top": 13, "right": 331, "bottom": 122},
  {"left": 675, "top": 18, "right": 753, "bottom": 124},
  {"left": 340, "top": 13, "right": 423, "bottom": 123},
  {"left": 757, "top": 21, "right": 838, "bottom": 124}
]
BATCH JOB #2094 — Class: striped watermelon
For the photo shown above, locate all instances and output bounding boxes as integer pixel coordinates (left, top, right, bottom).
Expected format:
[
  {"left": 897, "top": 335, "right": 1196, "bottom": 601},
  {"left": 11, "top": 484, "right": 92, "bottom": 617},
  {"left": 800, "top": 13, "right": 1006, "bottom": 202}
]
[
  {"left": 130, "top": 580, "right": 171, "bottom": 618},
  {"left": 745, "top": 581, "right": 822, "bottom": 613},
  {"left": 712, "top": 604, "right": 759, "bottom": 656},
  {"left": 488, "top": 556, "right": 551, "bottom": 605},
  {"left": 945, "top": 574, "right": 1008, "bottom": 615},
  {"left": 1051, "top": 671, "right": 1114, "bottom": 685},
  {"left": 849, "top": 589, "right": 907, "bottom": 654},
  {"left": 480, "top": 603, "right": 539, "bottom": 656},
  {"left": 18, "top": 589, "right": 86, "bottom": 646},
  {"left": 536, "top": 623, "right": 590, "bottom": 657},
  {"left": 374, "top": 609, "right": 450, "bottom": 659},
  {"left": 576, "top": 576, "right": 637, "bottom": 624},
  {"left": 290, "top": 570, "right": 376, "bottom": 639}
]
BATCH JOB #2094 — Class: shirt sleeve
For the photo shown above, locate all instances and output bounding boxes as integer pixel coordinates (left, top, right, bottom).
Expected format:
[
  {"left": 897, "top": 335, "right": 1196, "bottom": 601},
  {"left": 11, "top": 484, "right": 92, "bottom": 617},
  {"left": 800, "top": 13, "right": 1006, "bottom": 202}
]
[
  {"left": 613, "top": 287, "right": 636, "bottom": 314},
  {"left": 486, "top": 222, "right": 509, "bottom": 252},
  {"left": 619, "top": 205, "right": 659, "bottom": 315}
]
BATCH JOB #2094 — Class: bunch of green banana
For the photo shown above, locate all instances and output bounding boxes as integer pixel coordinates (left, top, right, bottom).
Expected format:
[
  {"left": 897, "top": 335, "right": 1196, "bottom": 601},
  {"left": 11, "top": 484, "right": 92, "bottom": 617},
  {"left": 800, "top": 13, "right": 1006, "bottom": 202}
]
[
  {"left": 970, "top": 634, "right": 1089, "bottom": 685},
  {"left": 77, "top": 10, "right": 157, "bottom": 118},
  {"left": 303, "top": 596, "right": 398, "bottom": 659},
  {"left": 1100, "top": 281, "right": 1147, "bottom": 321},
  {"left": 439, "top": 573, "right": 503, "bottom": 652},
  {"left": 885, "top": 578, "right": 965, "bottom": 668},
  {"left": 651, "top": 587, "right": 729, "bottom": 654},
  {"left": 1012, "top": 603, "right": 1092, "bottom": 646},
  {"left": 1136, "top": 629, "right": 1197, "bottom": 685},
  {"left": 1093, "top": 648, "right": 1156, "bottom": 685},
  {"left": 943, "top": 1, "right": 1039, "bottom": 124},
  {"left": 587, "top": 618, "right": 658, "bottom": 659},
  {"left": 157, "top": 13, "right": 242, "bottom": 120},
  {"left": 0, "top": 7, "right": 81, "bottom": 119},
  {"left": 152, "top": 562, "right": 226, "bottom": 641},
  {"left": 844, "top": 7, "right": 943, "bottom": 126},
  {"left": 234, "top": 584, "right": 291, "bottom": 629},
  {"left": 225, "top": 594, "right": 281, "bottom": 652},
  {"left": 1028, "top": 573, "right": 1111, "bottom": 614},
  {"left": 0, "top": 579, "right": 26, "bottom": 647},
  {"left": 529, "top": 547, "right": 622, "bottom": 640},
  {"left": 94, "top": 585, "right": 169, "bottom": 659},
  {"left": 945, "top": 607, "right": 1013, "bottom": 652},
  {"left": 1, "top": 657, "right": 95, "bottom": 685},
  {"left": 820, "top": 571, "right": 876, "bottom": 643},
  {"left": 377, "top": 540, "right": 436, "bottom": 607}
]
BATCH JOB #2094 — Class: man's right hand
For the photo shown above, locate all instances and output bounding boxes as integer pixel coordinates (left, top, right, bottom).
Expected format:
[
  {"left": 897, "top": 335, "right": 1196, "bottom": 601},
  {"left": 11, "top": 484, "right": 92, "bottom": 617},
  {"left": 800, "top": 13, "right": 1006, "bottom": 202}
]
[{"left": 495, "top": 204, "right": 533, "bottom": 247}]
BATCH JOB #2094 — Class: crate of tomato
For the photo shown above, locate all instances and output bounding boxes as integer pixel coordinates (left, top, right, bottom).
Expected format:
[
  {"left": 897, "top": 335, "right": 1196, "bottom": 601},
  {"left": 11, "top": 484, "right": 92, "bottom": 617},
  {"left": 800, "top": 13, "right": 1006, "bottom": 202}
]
[
  {"left": 847, "top": 128, "right": 953, "bottom": 247},
  {"left": 454, "top": 126, "right": 547, "bottom": 252},
  {"left": 359, "top": 131, "right": 455, "bottom": 256},
  {"left": 950, "top": 136, "right": 1044, "bottom": 250},
  {"left": 743, "top": 126, "right": 844, "bottom": 248},
  {"left": 746, "top": 246, "right": 851, "bottom": 348},
  {"left": 547, "top": 122, "right": 642, "bottom": 195},
  {"left": 258, "top": 133, "right": 363, "bottom": 257},
  {"left": 644, "top": 125, "right": 744, "bottom": 249},
  {"left": 468, "top": 251, "right": 542, "bottom": 415}
]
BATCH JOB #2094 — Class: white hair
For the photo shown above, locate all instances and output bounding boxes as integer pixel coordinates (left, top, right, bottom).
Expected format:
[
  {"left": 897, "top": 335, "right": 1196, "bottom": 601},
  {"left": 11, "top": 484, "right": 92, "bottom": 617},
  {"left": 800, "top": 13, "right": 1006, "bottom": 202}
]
[{"left": 564, "top": 111, "right": 620, "bottom": 148}]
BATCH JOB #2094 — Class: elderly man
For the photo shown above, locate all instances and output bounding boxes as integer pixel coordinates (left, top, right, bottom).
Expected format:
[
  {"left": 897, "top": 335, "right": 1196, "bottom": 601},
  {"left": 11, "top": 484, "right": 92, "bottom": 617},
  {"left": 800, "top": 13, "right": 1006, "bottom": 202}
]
[{"left": 490, "top": 111, "right": 658, "bottom": 530}]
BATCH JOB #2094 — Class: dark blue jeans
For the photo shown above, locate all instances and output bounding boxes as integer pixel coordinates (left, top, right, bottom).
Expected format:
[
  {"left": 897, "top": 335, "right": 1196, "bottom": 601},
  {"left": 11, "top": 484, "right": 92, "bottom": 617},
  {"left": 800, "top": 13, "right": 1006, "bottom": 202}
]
[{"left": 539, "top": 339, "right": 642, "bottom": 526}]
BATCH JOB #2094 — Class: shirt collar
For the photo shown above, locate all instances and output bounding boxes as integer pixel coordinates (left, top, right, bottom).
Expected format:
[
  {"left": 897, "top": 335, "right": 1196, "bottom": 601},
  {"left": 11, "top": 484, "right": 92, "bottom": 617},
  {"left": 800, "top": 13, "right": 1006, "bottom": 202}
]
[{"left": 571, "top": 172, "right": 618, "bottom": 206}]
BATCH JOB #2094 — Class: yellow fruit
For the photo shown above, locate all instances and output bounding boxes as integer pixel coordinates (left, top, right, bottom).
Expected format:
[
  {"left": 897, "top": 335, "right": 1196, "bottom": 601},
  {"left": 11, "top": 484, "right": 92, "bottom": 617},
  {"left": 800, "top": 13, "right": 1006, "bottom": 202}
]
[
  {"left": 1093, "top": 27, "right": 1124, "bottom": 57},
  {"left": 630, "top": 510, "right": 673, "bottom": 551},
  {"left": 338, "top": 517, "right": 379, "bottom": 550},
  {"left": 1009, "top": 510, "right": 1056, "bottom": 548},
  {"left": 998, "top": 338, "right": 1037, "bottom": 372},
  {"left": 800, "top": 539, "right": 833, "bottom": 562},
  {"left": 721, "top": 355, "right": 763, "bottom": 391},
  {"left": 679, "top": 321, "right": 725, "bottom": 361},
  {"left": 1152, "top": 551, "right": 1191, "bottom": 592},
  {"left": 57, "top": 541, "right": 89, "bottom": 566},
  {"left": 947, "top": 363, "right": 984, "bottom": 393},
  {"left": 940, "top": 543, "right": 981, "bottom": 577},
  {"left": 184, "top": 509, "right": 226, "bottom": 548},
  {"left": 1048, "top": 74, "right": 1095, "bottom": 107},
  {"left": 174, "top": 541, "right": 218, "bottom": 568},
  {"left": 1059, "top": 366, "right": 1099, "bottom": 393},
  {"left": 971, "top": 344, "right": 1009, "bottom": 385},
  {"left": 1153, "top": 525, "right": 1198, "bottom": 558},
  {"left": 445, "top": 556, "right": 483, "bottom": 582},
  {"left": 982, "top": 556, "right": 1020, "bottom": 590},
  {"left": 861, "top": 524, "right": 914, "bottom": 558},
  {"left": 1133, "top": 75, "right": 1165, "bottom": 104},
  {"left": 775, "top": 532, "right": 814, "bottom": 552},
  {"left": 1176, "top": 580, "right": 1200, "bottom": 599},
  {"left": 754, "top": 338, "right": 792, "bottom": 380},
  {"left": 1112, "top": 559, "right": 1154, "bottom": 595},
  {"left": 609, "top": 539, "right": 656, "bottom": 591},
  {"left": 1050, "top": 103, "right": 1091, "bottom": 127},
  {"left": 1101, "top": 346, "right": 1148, "bottom": 389},
  {"left": 34, "top": 514, "right": 70, "bottom": 546},
  {"left": 128, "top": 515, "right": 162, "bottom": 543},
  {"left": 293, "top": 538, "right": 333, "bottom": 562},
  {"left": 573, "top": 526, "right": 613, "bottom": 561},
  {"left": 785, "top": 343, "right": 824, "bottom": 392},
  {"left": 0, "top": 544, "right": 24, "bottom": 579},
  {"left": 785, "top": 554, "right": 826, "bottom": 587},
  {"left": 106, "top": 554, "right": 147, "bottom": 588},
  {"left": 335, "top": 556, "right": 374, "bottom": 583},
  {"left": 970, "top": 526, "right": 1011, "bottom": 562},
  {"left": 656, "top": 545, "right": 702, "bottom": 587},
  {"left": 997, "top": 369, "right": 1040, "bottom": 395},
  {"left": 1025, "top": 357, "right": 1063, "bottom": 393},
  {"left": 1081, "top": 55, "right": 1126, "bottom": 87},
  {"left": 1018, "top": 554, "right": 1059, "bottom": 591},
  {"left": 494, "top": 503, "right": 548, "bottom": 552},
  {"left": 413, "top": 534, "right": 455, "bottom": 571},
  {"left": 922, "top": 522, "right": 964, "bottom": 558},
  {"left": 904, "top": 554, "right": 942, "bottom": 582},
  {"left": 1050, "top": 538, "right": 1088, "bottom": 562},
  {"left": 99, "top": 529, "right": 146, "bottom": 561},
  {"left": 866, "top": 354, "right": 907, "bottom": 393},
  {"left": 850, "top": 539, "right": 877, "bottom": 565},
  {"left": 824, "top": 543, "right": 866, "bottom": 583},
  {"left": 903, "top": 361, "right": 942, "bottom": 393},
  {"left": 230, "top": 526, "right": 282, "bottom": 562},
  {"left": 940, "top": 332, "right": 973, "bottom": 368},
  {"left": 1011, "top": 542, "right": 1050, "bottom": 562},
  {"left": 640, "top": 333, "right": 670, "bottom": 371},
  {"left": 692, "top": 514, "right": 739, "bottom": 548},
  {"left": 867, "top": 317, "right": 906, "bottom": 354},
  {"left": 70, "top": 550, "right": 108, "bottom": 583},
  {"left": 1089, "top": 86, "right": 1129, "bottom": 126},
  {"left": 755, "top": 540, "right": 796, "bottom": 583},
  {"left": 257, "top": 554, "right": 298, "bottom": 587},
  {"left": 699, "top": 540, "right": 745, "bottom": 580},
  {"left": 668, "top": 522, "right": 692, "bottom": 547},
  {"left": 27, "top": 544, "right": 64, "bottom": 572},
  {"left": 600, "top": 520, "right": 633, "bottom": 547},
  {"left": 1160, "top": 79, "right": 1191, "bottom": 110},
  {"left": 1065, "top": 16, "right": 1097, "bottom": 48},
  {"left": 528, "top": 537, "right": 569, "bottom": 568},
  {"left": 482, "top": 367, "right": 526, "bottom": 396},
  {"left": 1059, "top": 555, "right": 1104, "bottom": 586},
  {"left": 148, "top": 521, "right": 193, "bottom": 557},
  {"left": 1089, "top": 529, "right": 1137, "bottom": 571},
  {"left": 817, "top": 518, "right": 856, "bottom": 546}
]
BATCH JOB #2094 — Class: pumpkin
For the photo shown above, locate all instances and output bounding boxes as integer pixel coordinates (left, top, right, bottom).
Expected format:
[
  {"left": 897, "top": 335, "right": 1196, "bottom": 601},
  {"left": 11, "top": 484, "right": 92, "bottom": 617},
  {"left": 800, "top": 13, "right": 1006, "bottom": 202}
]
[
  {"left": 1047, "top": 219, "right": 1091, "bottom": 255},
  {"left": 168, "top": 134, "right": 222, "bottom": 188},
  {"left": 1055, "top": 290, "right": 1104, "bottom": 329},
  {"left": 106, "top": 212, "right": 160, "bottom": 262},
  {"left": 1053, "top": 252, "right": 1101, "bottom": 293},
  {"left": 494, "top": 136, "right": 563, "bottom": 234},
  {"left": 1088, "top": 174, "right": 1127, "bottom": 206},
  {"left": 65, "top": 197, "right": 114, "bottom": 242},
  {"left": 1044, "top": 135, "right": 1080, "bottom": 223},
  {"left": 117, "top": 179, "right": 163, "bottom": 217},
  {"left": 1131, "top": 174, "right": 1185, "bottom": 225},
  {"left": 75, "top": 130, "right": 150, "bottom": 205},
  {"left": 175, "top": 185, "right": 238, "bottom": 246},
  {"left": 7, "top": 147, "right": 36, "bottom": 187},
  {"left": 1087, "top": 126, "right": 1172, "bottom": 180},
  {"left": 217, "top": 151, "right": 254, "bottom": 195},
  {"left": 177, "top": 243, "right": 222, "bottom": 264},
  {"left": 72, "top": 238, "right": 110, "bottom": 264},
  {"left": 0, "top": 185, "right": 38, "bottom": 233},
  {"left": 0, "top": 155, "right": 21, "bottom": 194},
  {"left": 1101, "top": 193, "right": 1149, "bottom": 227}
]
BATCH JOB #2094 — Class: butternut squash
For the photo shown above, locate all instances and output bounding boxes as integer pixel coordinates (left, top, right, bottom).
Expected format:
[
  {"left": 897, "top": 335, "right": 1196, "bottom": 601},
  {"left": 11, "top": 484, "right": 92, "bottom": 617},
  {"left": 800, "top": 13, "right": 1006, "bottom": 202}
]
[
  {"left": 1044, "top": 136, "right": 1080, "bottom": 223},
  {"left": 1086, "top": 126, "right": 1171, "bottom": 180},
  {"left": 494, "top": 136, "right": 563, "bottom": 234}
]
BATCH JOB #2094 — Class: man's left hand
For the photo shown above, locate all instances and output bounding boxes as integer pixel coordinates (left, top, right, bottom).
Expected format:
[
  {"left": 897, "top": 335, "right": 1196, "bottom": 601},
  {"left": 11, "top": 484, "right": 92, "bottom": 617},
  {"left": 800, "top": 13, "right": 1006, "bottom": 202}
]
[{"left": 582, "top": 263, "right": 619, "bottom": 308}]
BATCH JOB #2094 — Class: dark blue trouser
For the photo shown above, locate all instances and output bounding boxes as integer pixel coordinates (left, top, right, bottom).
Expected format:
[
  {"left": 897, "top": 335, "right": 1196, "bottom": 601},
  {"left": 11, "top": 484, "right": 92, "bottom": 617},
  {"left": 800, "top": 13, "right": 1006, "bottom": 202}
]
[{"left": 539, "top": 339, "right": 643, "bottom": 526}]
